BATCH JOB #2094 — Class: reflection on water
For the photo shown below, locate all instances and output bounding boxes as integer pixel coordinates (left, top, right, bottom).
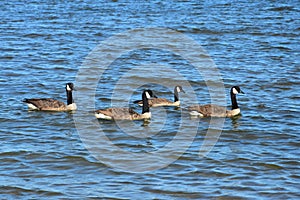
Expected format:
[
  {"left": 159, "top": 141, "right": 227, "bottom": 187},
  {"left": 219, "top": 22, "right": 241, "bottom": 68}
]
[{"left": 231, "top": 115, "right": 242, "bottom": 129}]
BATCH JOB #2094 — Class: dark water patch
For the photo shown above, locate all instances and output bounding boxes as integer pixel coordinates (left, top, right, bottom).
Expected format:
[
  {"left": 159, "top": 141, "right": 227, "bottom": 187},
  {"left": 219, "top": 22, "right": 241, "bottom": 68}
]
[
  {"left": 267, "top": 6, "right": 295, "bottom": 12},
  {"left": 255, "top": 162, "right": 284, "bottom": 170},
  {"left": 23, "top": 33, "right": 47, "bottom": 38},
  {"left": 142, "top": 187, "right": 206, "bottom": 199},
  {"left": 0, "top": 186, "right": 63, "bottom": 198}
]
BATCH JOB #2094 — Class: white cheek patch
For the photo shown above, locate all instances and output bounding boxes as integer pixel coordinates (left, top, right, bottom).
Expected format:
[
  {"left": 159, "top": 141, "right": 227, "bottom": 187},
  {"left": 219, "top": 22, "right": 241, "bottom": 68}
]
[
  {"left": 145, "top": 92, "right": 151, "bottom": 99},
  {"left": 66, "top": 85, "right": 71, "bottom": 91},
  {"left": 232, "top": 88, "right": 238, "bottom": 94},
  {"left": 176, "top": 86, "right": 181, "bottom": 93}
]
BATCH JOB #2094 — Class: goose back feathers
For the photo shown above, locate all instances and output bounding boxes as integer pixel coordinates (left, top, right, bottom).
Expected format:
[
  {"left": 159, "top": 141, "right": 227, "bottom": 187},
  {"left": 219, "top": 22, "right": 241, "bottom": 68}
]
[
  {"left": 23, "top": 83, "right": 77, "bottom": 111},
  {"left": 134, "top": 85, "right": 185, "bottom": 107},
  {"left": 95, "top": 90, "right": 154, "bottom": 120},
  {"left": 188, "top": 86, "right": 244, "bottom": 117}
]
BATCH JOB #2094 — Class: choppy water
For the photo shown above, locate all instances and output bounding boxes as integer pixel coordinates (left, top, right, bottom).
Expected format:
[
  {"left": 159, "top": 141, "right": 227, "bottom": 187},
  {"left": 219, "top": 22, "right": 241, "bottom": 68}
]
[{"left": 1, "top": 0, "right": 299, "bottom": 199}]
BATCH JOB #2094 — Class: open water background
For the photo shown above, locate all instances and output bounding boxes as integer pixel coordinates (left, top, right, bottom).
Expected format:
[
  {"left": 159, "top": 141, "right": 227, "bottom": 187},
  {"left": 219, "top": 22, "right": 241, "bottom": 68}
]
[{"left": 0, "top": 0, "right": 299, "bottom": 199}]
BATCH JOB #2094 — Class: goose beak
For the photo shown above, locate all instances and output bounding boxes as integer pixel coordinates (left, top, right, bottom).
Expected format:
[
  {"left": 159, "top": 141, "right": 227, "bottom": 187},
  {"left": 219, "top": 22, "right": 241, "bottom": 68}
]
[
  {"left": 181, "top": 88, "right": 186, "bottom": 93},
  {"left": 240, "top": 90, "right": 244, "bottom": 94}
]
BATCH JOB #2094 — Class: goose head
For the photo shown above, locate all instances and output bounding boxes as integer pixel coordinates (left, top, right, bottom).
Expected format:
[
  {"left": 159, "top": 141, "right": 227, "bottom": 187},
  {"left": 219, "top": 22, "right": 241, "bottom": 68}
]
[
  {"left": 143, "top": 89, "right": 156, "bottom": 99},
  {"left": 231, "top": 86, "right": 244, "bottom": 95},
  {"left": 175, "top": 85, "right": 185, "bottom": 93},
  {"left": 66, "top": 83, "right": 75, "bottom": 92}
]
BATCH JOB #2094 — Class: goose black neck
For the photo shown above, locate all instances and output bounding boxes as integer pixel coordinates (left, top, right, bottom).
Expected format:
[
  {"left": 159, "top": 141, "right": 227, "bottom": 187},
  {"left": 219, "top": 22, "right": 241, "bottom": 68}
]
[
  {"left": 142, "top": 92, "right": 150, "bottom": 114},
  {"left": 174, "top": 88, "right": 179, "bottom": 102},
  {"left": 231, "top": 92, "right": 239, "bottom": 109},
  {"left": 66, "top": 90, "right": 73, "bottom": 105}
]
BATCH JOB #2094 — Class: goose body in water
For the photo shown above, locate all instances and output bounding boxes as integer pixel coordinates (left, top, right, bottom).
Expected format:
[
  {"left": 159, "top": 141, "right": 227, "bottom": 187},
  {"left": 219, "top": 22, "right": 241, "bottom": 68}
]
[
  {"left": 95, "top": 90, "right": 155, "bottom": 120},
  {"left": 23, "top": 83, "right": 77, "bottom": 111},
  {"left": 188, "top": 86, "right": 244, "bottom": 117},
  {"left": 134, "top": 85, "right": 185, "bottom": 107}
]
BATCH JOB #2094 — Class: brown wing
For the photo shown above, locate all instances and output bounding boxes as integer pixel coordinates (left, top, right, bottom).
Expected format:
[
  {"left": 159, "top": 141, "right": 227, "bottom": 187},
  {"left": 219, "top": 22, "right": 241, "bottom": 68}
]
[
  {"left": 24, "top": 98, "right": 66, "bottom": 111},
  {"left": 188, "top": 104, "right": 226, "bottom": 117},
  {"left": 148, "top": 98, "right": 173, "bottom": 106},
  {"left": 95, "top": 107, "right": 140, "bottom": 120},
  {"left": 135, "top": 98, "right": 172, "bottom": 107}
]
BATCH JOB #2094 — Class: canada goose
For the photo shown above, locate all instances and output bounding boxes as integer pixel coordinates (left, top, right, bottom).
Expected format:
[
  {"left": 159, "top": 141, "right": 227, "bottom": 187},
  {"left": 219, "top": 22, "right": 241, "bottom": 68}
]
[
  {"left": 134, "top": 85, "right": 185, "bottom": 107},
  {"left": 188, "top": 86, "right": 244, "bottom": 117},
  {"left": 23, "top": 83, "right": 77, "bottom": 111},
  {"left": 95, "top": 90, "right": 155, "bottom": 120}
]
